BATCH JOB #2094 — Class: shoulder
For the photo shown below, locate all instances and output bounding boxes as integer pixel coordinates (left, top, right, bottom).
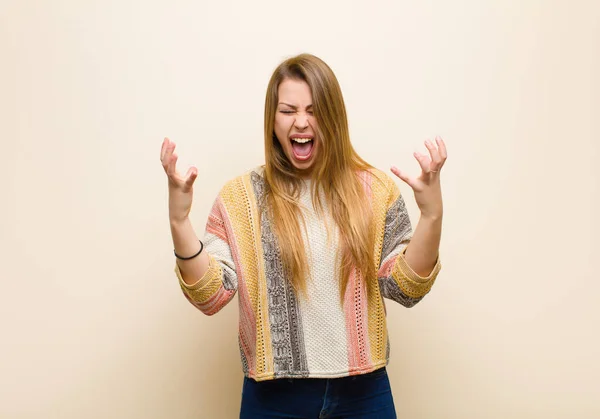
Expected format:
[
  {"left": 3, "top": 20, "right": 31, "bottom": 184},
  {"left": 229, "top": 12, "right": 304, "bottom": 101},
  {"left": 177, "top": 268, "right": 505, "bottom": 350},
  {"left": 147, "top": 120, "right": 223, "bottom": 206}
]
[
  {"left": 218, "top": 165, "right": 266, "bottom": 197},
  {"left": 363, "top": 167, "right": 401, "bottom": 203}
]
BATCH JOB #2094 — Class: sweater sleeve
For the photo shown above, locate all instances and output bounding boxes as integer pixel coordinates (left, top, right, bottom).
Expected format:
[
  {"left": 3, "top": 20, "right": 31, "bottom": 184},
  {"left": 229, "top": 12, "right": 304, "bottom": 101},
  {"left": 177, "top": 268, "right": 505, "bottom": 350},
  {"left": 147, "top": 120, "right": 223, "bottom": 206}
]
[
  {"left": 175, "top": 193, "right": 238, "bottom": 316},
  {"left": 377, "top": 180, "right": 441, "bottom": 308}
]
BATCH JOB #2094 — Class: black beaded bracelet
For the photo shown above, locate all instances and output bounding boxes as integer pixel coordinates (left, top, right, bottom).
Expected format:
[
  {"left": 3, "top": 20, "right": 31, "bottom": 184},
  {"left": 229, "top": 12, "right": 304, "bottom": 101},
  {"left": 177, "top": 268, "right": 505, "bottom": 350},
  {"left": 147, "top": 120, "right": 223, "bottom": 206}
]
[{"left": 174, "top": 240, "right": 204, "bottom": 260}]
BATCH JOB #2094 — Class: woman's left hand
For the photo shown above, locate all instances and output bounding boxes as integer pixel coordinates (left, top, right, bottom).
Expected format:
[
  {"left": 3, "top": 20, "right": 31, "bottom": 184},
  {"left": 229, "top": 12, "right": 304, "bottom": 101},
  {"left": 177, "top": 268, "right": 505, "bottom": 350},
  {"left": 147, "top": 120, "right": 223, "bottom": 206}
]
[{"left": 391, "top": 136, "right": 447, "bottom": 220}]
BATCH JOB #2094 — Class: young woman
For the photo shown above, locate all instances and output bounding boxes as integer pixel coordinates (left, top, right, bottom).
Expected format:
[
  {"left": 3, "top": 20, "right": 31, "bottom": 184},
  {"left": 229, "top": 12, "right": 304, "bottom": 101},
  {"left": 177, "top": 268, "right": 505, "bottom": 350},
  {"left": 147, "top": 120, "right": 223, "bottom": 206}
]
[{"left": 160, "top": 53, "right": 446, "bottom": 418}]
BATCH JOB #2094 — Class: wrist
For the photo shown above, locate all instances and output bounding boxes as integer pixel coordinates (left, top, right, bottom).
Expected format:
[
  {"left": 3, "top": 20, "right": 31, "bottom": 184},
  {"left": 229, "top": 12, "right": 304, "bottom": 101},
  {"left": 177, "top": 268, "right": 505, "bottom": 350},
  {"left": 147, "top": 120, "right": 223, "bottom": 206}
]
[{"left": 169, "top": 215, "right": 190, "bottom": 228}]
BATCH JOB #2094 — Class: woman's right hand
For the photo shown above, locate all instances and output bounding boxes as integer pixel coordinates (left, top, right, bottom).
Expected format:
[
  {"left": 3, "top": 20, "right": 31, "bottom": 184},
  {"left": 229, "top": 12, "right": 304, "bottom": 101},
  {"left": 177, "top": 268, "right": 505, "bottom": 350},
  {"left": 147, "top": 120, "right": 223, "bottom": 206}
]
[{"left": 160, "top": 137, "right": 198, "bottom": 224}]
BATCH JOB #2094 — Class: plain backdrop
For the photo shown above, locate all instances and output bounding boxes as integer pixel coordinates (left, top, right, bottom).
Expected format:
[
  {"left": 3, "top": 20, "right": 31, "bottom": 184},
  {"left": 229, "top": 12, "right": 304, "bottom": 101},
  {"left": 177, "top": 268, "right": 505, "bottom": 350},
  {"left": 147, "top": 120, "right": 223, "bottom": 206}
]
[{"left": 1, "top": 1, "right": 599, "bottom": 418}]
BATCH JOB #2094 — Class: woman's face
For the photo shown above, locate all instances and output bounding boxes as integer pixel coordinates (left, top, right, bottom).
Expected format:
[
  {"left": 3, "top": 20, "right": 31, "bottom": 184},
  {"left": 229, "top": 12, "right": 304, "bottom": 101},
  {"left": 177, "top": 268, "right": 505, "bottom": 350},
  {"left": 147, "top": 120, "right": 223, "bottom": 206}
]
[{"left": 273, "top": 78, "right": 319, "bottom": 176}]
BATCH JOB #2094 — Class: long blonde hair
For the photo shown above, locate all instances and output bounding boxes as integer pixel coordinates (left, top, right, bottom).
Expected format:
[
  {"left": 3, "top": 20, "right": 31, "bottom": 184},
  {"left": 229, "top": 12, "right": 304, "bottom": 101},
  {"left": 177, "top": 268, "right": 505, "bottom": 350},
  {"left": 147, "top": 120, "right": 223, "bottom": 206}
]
[{"left": 263, "top": 53, "right": 376, "bottom": 303}]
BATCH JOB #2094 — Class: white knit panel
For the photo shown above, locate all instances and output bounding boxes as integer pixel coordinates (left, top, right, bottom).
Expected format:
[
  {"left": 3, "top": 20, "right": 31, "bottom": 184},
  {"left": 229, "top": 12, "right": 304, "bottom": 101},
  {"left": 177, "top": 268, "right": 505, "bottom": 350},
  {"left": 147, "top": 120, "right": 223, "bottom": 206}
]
[
  {"left": 203, "top": 231, "right": 237, "bottom": 290},
  {"left": 296, "top": 184, "right": 349, "bottom": 375}
]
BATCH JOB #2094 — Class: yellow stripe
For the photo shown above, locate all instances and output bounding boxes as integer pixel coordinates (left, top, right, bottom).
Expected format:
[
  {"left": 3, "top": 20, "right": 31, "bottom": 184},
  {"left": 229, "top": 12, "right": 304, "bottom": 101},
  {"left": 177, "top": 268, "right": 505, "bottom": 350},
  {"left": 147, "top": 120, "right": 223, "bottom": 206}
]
[
  {"left": 219, "top": 174, "right": 273, "bottom": 378},
  {"left": 176, "top": 256, "right": 223, "bottom": 303},
  {"left": 367, "top": 170, "right": 395, "bottom": 362},
  {"left": 242, "top": 173, "right": 274, "bottom": 377},
  {"left": 392, "top": 250, "right": 441, "bottom": 298}
]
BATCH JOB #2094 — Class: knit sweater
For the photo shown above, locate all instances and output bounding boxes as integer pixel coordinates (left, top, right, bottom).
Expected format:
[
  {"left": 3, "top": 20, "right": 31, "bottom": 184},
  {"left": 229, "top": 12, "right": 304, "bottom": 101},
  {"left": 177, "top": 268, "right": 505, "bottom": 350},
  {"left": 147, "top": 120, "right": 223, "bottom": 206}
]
[{"left": 175, "top": 166, "right": 441, "bottom": 382}]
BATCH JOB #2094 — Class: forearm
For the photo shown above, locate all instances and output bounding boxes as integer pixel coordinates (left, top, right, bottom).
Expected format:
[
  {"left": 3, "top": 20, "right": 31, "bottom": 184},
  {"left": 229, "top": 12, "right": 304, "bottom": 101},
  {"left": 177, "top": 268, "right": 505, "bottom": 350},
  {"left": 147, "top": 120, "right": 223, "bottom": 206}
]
[
  {"left": 403, "top": 214, "right": 442, "bottom": 277},
  {"left": 170, "top": 217, "right": 211, "bottom": 285}
]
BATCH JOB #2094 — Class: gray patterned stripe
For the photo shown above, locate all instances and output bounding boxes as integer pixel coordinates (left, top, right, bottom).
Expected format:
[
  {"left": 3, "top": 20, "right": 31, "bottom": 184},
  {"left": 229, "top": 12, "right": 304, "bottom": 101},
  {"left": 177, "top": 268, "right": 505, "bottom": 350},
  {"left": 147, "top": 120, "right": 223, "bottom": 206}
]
[
  {"left": 251, "top": 172, "right": 309, "bottom": 376},
  {"left": 380, "top": 195, "right": 412, "bottom": 262},
  {"left": 379, "top": 280, "right": 422, "bottom": 308},
  {"left": 378, "top": 195, "right": 422, "bottom": 307},
  {"left": 239, "top": 337, "right": 249, "bottom": 374}
]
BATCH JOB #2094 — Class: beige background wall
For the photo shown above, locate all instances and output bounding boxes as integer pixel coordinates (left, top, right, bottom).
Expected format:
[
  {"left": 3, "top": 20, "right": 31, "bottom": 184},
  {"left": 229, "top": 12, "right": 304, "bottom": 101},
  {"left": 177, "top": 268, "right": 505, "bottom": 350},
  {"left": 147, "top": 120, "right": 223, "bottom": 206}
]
[{"left": 1, "top": 1, "right": 598, "bottom": 418}]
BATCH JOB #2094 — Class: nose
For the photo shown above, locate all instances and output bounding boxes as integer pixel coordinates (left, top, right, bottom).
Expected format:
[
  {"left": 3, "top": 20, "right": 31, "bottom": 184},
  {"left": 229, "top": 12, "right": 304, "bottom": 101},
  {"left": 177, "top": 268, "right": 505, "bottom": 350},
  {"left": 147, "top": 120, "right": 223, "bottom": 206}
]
[{"left": 294, "top": 114, "right": 309, "bottom": 130}]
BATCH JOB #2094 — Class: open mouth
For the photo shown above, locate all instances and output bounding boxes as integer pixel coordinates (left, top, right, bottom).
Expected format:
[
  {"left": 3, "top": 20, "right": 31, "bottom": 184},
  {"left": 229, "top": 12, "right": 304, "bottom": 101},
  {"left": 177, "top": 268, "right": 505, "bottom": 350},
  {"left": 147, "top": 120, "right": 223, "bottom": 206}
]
[{"left": 290, "top": 137, "right": 314, "bottom": 161}]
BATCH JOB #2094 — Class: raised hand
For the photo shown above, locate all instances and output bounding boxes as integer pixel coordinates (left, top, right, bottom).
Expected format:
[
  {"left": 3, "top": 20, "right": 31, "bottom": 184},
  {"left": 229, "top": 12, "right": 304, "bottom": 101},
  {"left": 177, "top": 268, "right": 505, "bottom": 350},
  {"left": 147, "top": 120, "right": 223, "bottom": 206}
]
[
  {"left": 160, "top": 137, "right": 198, "bottom": 223},
  {"left": 391, "top": 136, "right": 447, "bottom": 220}
]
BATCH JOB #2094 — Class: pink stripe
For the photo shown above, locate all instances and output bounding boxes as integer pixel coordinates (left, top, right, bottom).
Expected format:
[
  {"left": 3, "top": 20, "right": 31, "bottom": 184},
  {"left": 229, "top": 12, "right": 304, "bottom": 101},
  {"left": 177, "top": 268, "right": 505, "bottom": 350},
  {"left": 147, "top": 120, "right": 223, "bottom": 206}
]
[
  {"left": 207, "top": 224, "right": 227, "bottom": 242},
  {"left": 207, "top": 206, "right": 228, "bottom": 242},
  {"left": 344, "top": 170, "right": 375, "bottom": 373},
  {"left": 181, "top": 285, "right": 232, "bottom": 315},
  {"left": 201, "top": 287, "right": 235, "bottom": 315},
  {"left": 379, "top": 256, "right": 396, "bottom": 278},
  {"left": 216, "top": 196, "right": 257, "bottom": 374},
  {"left": 344, "top": 268, "right": 372, "bottom": 373}
]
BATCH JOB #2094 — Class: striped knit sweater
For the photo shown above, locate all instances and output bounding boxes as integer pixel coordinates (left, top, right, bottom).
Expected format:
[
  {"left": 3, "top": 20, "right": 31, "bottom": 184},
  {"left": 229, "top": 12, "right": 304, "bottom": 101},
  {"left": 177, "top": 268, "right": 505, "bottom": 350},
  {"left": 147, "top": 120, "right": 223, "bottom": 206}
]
[{"left": 175, "top": 166, "right": 441, "bottom": 382}]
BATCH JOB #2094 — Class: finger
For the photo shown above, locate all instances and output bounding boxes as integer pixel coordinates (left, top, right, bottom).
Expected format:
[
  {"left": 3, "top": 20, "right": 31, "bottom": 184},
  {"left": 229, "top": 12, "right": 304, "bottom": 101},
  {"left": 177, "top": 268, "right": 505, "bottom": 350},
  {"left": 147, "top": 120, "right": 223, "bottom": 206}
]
[
  {"left": 414, "top": 151, "right": 431, "bottom": 173},
  {"left": 435, "top": 136, "right": 447, "bottom": 160},
  {"left": 424, "top": 139, "right": 442, "bottom": 165},
  {"left": 166, "top": 153, "right": 179, "bottom": 179},
  {"left": 162, "top": 141, "right": 176, "bottom": 169},
  {"left": 391, "top": 166, "right": 417, "bottom": 189},
  {"left": 183, "top": 166, "right": 198, "bottom": 191},
  {"left": 160, "top": 137, "right": 169, "bottom": 161}
]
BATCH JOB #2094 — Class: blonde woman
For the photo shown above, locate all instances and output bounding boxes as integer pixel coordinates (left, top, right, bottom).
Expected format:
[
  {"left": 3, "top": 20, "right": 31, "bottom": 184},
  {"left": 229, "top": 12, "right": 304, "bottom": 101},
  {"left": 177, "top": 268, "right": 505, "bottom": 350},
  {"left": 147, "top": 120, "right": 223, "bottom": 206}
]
[{"left": 160, "top": 54, "right": 446, "bottom": 418}]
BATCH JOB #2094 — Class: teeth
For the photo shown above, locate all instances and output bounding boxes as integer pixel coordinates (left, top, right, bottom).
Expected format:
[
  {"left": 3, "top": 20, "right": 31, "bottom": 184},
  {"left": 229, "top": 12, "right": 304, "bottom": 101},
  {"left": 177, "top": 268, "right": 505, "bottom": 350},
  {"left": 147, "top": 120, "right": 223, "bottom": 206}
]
[{"left": 291, "top": 138, "right": 313, "bottom": 144}]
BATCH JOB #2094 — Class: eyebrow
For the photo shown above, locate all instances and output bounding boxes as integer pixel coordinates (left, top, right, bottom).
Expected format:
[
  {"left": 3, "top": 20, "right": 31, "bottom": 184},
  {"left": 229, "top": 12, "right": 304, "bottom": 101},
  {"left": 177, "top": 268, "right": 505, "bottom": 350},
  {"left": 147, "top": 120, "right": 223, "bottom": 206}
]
[{"left": 278, "top": 102, "right": 313, "bottom": 108}]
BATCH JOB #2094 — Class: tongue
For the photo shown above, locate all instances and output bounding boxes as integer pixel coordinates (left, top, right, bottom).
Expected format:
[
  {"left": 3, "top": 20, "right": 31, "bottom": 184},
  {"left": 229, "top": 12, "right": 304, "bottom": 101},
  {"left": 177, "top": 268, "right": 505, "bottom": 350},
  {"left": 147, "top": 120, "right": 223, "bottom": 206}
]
[{"left": 292, "top": 141, "right": 313, "bottom": 158}]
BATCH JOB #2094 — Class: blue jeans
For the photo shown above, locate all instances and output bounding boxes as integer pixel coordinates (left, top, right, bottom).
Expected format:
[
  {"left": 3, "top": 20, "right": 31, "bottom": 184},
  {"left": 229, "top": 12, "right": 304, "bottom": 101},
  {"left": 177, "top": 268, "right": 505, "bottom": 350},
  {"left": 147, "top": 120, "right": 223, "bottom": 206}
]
[{"left": 240, "top": 367, "right": 397, "bottom": 418}]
